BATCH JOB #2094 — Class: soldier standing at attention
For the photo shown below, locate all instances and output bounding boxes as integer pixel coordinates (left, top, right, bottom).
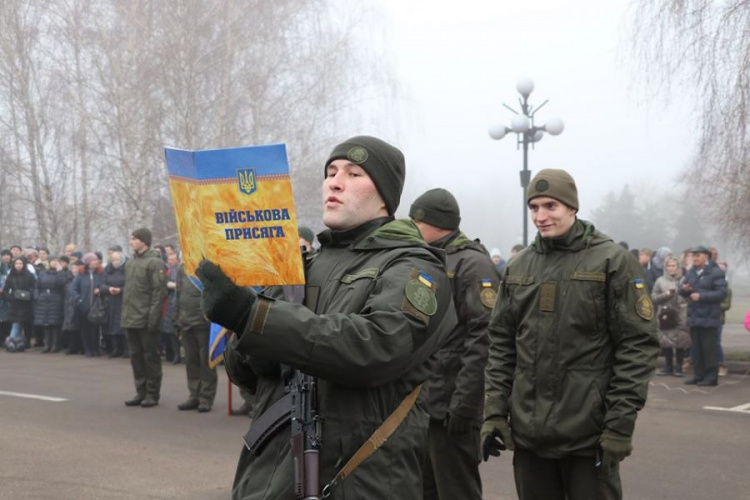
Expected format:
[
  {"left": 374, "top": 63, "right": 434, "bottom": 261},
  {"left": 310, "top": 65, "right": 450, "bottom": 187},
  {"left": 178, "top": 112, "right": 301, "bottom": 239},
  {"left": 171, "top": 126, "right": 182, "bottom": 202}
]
[
  {"left": 174, "top": 262, "right": 217, "bottom": 412},
  {"left": 197, "top": 136, "right": 457, "bottom": 499},
  {"left": 482, "top": 169, "right": 659, "bottom": 500},
  {"left": 121, "top": 228, "right": 167, "bottom": 408},
  {"left": 409, "top": 188, "right": 499, "bottom": 500}
]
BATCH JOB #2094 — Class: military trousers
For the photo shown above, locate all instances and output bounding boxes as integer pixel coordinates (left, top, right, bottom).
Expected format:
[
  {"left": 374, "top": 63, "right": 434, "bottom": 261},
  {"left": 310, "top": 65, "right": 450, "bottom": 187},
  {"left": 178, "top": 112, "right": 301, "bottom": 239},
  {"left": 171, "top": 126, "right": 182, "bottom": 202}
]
[
  {"left": 182, "top": 324, "right": 217, "bottom": 406},
  {"left": 513, "top": 447, "right": 622, "bottom": 500},
  {"left": 422, "top": 419, "right": 482, "bottom": 500},
  {"left": 126, "top": 328, "right": 162, "bottom": 399}
]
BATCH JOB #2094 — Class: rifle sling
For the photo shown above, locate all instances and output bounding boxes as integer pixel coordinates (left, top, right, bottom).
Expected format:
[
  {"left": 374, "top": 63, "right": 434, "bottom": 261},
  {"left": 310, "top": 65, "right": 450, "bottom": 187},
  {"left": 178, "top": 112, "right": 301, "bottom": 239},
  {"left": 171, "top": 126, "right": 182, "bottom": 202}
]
[
  {"left": 323, "top": 384, "right": 422, "bottom": 496},
  {"left": 242, "top": 392, "right": 294, "bottom": 456}
]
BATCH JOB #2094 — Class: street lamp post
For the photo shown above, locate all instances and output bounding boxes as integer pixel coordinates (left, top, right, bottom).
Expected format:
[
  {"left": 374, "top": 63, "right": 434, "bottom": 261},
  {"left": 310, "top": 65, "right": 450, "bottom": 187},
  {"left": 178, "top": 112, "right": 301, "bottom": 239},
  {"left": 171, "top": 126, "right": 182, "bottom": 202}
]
[{"left": 488, "top": 78, "right": 564, "bottom": 246}]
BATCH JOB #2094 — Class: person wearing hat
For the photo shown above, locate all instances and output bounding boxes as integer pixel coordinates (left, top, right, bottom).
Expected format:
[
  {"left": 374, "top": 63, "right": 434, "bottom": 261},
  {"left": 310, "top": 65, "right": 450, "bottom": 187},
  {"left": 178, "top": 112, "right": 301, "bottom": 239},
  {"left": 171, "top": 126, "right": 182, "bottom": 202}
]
[
  {"left": 409, "top": 188, "right": 499, "bottom": 500},
  {"left": 482, "top": 169, "right": 659, "bottom": 499},
  {"left": 121, "top": 227, "right": 167, "bottom": 408},
  {"left": 298, "top": 225, "right": 316, "bottom": 253},
  {"left": 489, "top": 248, "right": 506, "bottom": 276},
  {"left": 678, "top": 245, "right": 728, "bottom": 386},
  {"left": 198, "top": 136, "right": 456, "bottom": 499}
]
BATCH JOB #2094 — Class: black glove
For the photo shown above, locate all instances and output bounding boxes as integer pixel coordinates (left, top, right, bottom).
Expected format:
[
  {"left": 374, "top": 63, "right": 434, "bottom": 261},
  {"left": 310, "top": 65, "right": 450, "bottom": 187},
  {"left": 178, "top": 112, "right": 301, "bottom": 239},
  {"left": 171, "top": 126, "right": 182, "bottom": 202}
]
[
  {"left": 196, "top": 259, "right": 255, "bottom": 334},
  {"left": 481, "top": 417, "right": 514, "bottom": 461},
  {"left": 445, "top": 410, "right": 473, "bottom": 437}
]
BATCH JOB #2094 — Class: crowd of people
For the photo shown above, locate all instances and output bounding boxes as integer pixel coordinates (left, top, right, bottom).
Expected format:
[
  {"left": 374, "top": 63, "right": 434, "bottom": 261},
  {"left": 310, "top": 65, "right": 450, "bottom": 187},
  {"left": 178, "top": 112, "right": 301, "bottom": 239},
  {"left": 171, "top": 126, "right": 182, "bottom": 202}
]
[{"left": 0, "top": 242, "right": 179, "bottom": 359}]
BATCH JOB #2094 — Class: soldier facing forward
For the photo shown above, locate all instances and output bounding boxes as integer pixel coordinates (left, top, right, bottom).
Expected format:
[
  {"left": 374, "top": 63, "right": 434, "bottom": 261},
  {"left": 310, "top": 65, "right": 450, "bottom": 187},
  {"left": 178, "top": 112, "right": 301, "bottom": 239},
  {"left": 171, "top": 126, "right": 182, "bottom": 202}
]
[
  {"left": 198, "top": 136, "right": 457, "bottom": 499},
  {"left": 482, "top": 169, "right": 659, "bottom": 500}
]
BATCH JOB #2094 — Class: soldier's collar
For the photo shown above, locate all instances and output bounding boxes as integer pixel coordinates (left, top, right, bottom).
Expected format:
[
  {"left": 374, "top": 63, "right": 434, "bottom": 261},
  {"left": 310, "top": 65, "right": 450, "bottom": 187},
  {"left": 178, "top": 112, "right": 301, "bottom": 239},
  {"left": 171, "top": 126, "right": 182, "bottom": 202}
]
[{"left": 318, "top": 217, "right": 393, "bottom": 248}]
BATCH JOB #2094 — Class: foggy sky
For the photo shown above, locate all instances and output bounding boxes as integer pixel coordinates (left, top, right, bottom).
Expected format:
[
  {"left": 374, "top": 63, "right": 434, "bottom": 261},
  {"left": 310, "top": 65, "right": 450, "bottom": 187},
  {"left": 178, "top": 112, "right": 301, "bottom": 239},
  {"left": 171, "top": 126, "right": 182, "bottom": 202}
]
[{"left": 378, "top": 0, "right": 697, "bottom": 256}]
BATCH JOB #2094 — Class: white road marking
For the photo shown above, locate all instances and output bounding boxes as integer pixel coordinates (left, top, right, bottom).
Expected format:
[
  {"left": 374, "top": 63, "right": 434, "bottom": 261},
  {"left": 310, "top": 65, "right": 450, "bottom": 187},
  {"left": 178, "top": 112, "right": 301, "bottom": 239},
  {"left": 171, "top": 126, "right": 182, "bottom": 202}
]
[
  {"left": 704, "top": 402, "right": 750, "bottom": 414},
  {"left": 0, "top": 390, "right": 68, "bottom": 402}
]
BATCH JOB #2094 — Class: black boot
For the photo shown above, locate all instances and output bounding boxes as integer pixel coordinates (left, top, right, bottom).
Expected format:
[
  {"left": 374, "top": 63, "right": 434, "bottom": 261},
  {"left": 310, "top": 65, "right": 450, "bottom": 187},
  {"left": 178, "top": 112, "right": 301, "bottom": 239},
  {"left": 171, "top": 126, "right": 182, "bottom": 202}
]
[{"left": 657, "top": 348, "right": 674, "bottom": 375}]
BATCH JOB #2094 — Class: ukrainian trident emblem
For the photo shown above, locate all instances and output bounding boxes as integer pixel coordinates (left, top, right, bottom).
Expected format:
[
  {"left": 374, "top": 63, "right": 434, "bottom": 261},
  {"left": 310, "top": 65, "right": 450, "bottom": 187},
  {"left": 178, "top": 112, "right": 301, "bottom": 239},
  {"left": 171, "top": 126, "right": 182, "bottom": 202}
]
[{"left": 237, "top": 168, "right": 256, "bottom": 195}]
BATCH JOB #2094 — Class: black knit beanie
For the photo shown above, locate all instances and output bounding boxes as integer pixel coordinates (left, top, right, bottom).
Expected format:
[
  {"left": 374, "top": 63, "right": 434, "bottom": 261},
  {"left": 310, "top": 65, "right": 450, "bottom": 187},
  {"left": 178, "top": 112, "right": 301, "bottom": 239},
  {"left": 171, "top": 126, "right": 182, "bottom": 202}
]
[
  {"left": 526, "top": 168, "right": 579, "bottom": 210},
  {"left": 409, "top": 188, "right": 461, "bottom": 230},
  {"left": 325, "top": 136, "right": 405, "bottom": 215},
  {"left": 298, "top": 226, "right": 315, "bottom": 245},
  {"left": 131, "top": 227, "right": 152, "bottom": 247}
]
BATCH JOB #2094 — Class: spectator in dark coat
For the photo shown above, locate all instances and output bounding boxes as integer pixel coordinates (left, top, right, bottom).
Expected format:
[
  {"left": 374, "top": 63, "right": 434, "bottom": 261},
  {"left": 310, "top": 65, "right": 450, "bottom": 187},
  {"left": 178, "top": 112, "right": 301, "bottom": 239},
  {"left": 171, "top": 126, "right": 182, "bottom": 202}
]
[
  {"left": 679, "top": 245, "right": 728, "bottom": 386},
  {"left": 73, "top": 253, "right": 105, "bottom": 357},
  {"left": 100, "top": 251, "right": 127, "bottom": 357},
  {"left": 0, "top": 250, "right": 12, "bottom": 343},
  {"left": 34, "top": 258, "right": 68, "bottom": 352},
  {"left": 62, "top": 262, "right": 83, "bottom": 354},
  {"left": 5, "top": 257, "right": 35, "bottom": 348}
]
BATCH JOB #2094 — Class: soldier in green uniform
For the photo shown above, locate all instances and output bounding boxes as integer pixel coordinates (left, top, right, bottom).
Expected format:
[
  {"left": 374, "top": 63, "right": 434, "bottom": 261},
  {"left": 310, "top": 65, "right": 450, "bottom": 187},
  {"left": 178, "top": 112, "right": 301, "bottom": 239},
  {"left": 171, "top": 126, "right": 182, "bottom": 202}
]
[
  {"left": 198, "top": 136, "right": 457, "bottom": 499},
  {"left": 174, "top": 263, "right": 217, "bottom": 413},
  {"left": 409, "top": 188, "right": 499, "bottom": 500},
  {"left": 121, "top": 228, "right": 168, "bottom": 408},
  {"left": 482, "top": 169, "right": 659, "bottom": 500}
]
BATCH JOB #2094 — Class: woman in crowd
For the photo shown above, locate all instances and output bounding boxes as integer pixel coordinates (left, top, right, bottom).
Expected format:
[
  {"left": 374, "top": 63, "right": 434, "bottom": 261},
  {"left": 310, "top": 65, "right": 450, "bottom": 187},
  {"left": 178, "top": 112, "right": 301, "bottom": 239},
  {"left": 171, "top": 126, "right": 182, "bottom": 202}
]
[
  {"left": 34, "top": 257, "right": 68, "bottom": 352},
  {"left": 5, "top": 256, "right": 35, "bottom": 350},
  {"left": 652, "top": 256, "right": 691, "bottom": 376},
  {"left": 73, "top": 253, "right": 105, "bottom": 357},
  {"left": 100, "top": 251, "right": 127, "bottom": 358},
  {"left": 63, "top": 261, "right": 84, "bottom": 354}
]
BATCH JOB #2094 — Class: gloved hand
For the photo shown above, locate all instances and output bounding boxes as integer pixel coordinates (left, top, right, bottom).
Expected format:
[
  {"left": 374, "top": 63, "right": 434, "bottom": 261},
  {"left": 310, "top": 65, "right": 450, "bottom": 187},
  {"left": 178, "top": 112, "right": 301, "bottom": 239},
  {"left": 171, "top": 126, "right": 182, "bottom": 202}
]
[
  {"left": 598, "top": 429, "right": 632, "bottom": 477},
  {"left": 196, "top": 259, "right": 255, "bottom": 334},
  {"left": 445, "top": 410, "right": 473, "bottom": 437},
  {"left": 480, "top": 416, "right": 514, "bottom": 461}
]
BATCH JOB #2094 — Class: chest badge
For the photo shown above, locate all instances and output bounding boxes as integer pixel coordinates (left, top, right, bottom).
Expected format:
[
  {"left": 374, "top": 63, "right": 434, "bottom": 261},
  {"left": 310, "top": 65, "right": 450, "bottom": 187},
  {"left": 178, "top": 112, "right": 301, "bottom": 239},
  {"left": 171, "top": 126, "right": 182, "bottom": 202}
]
[{"left": 405, "top": 271, "right": 437, "bottom": 316}]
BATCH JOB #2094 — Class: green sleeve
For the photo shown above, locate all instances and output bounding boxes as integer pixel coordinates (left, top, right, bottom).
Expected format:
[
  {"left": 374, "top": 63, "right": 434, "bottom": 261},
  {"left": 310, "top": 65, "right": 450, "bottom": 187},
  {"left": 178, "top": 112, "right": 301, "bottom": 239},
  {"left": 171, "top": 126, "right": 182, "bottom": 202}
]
[
  {"left": 603, "top": 253, "right": 660, "bottom": 436},
  {"left": 484, "top": 270, "right": 516, "bottom": 420},
  {"left": 233, "top": 256, "right": 455, "bottom": 388}
]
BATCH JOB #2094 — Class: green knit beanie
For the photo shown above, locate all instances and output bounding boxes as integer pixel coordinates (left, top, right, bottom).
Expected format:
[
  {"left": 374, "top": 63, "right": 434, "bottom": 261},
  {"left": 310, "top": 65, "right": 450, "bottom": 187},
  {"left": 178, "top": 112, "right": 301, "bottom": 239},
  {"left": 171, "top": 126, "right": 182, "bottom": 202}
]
[
  {"left": 131, "top": 227, "right": 152, "bottom": 247},
  {"left": 325, "top": 136, "right": 405, "bottom": 215},
  {"left": 409, "top": 188, "right": 461, "bottom": 230},
  {"left": 526, "top": 169, "right": 579, "bottom": 210}
]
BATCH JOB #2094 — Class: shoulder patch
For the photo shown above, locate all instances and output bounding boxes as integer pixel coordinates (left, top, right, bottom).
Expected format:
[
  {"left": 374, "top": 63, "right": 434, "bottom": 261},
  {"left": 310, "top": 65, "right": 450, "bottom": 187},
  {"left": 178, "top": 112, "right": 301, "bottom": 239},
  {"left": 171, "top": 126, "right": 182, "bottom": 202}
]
[
  {"left": 405, "top": 271, "right": 437, "bottom": 316},
  {"left": 636, "top": 295, "right": 654, "bottom": 321},
  {"left": 480, "top": 287, "right": 497, "bottom": 309}
]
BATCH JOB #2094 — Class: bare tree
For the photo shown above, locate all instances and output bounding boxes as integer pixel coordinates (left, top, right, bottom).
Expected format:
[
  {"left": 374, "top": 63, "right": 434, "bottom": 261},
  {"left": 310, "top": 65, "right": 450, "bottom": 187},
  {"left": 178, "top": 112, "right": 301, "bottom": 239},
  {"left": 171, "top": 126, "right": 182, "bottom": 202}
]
[
  {"left": 0, "top": 0, "right": 395, "bottom": 251},
  {"left": 629, "top": 0, "right": 750, "bottom": 252}
]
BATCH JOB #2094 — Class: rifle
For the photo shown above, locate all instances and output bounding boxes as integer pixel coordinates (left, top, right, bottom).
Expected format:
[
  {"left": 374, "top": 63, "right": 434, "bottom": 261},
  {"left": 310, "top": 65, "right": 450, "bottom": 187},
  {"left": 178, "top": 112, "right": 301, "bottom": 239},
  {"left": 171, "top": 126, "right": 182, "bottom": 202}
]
[{"left": 289, "top": 369, "right": 322, "bottom": 499}]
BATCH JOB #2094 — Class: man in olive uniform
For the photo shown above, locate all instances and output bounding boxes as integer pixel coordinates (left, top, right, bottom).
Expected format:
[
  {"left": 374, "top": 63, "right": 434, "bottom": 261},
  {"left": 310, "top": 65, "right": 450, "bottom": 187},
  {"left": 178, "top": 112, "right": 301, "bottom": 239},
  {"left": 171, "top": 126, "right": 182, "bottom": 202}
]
[
  {"left": 174, "top": 263, "right": 217, "bottom": 412},
  {"left": 409, "top": 188, "right": 499, "bottom": 500},
  {"left": 197, "top": 136, "right": 457, "bottom": 499},
  {"left": 482, "top": 169, "right": 659, "bottom": 500},
  {"left": 121, "top": 228, "right": 168, "bottom": 408}
]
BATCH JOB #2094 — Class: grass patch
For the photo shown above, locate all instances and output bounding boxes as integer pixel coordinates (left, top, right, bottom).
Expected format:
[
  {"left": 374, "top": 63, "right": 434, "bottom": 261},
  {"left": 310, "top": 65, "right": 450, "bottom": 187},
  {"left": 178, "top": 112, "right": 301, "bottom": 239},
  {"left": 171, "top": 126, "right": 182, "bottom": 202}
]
[
  {"left": 725, "top": 290, "right": 750, "bottom": 325},
  {"left": 726, "top": 351, "right": 750, "bottom": 362}
]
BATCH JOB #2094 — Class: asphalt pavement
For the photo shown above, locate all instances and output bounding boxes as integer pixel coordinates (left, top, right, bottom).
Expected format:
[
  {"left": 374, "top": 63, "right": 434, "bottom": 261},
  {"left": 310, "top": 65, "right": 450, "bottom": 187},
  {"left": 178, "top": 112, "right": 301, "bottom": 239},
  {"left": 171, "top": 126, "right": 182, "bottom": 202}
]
[{"left": 1, "top": 324, "right": 749, "bottom": 499}]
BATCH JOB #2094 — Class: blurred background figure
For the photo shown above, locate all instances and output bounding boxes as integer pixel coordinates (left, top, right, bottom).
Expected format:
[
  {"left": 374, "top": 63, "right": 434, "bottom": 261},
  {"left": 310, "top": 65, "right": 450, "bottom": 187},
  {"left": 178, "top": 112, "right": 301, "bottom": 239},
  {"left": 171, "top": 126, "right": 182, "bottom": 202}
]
[
  {"left": 101, "top": 250, "right": 127, "bottom": 358},
  {"left": 652, "top": 256, "right": 691, "bottom": 376},
  {"left": 34, "top": 257, "right": 67, "bottom": 352},
  {"left": 489, "top": 248, "right": 506, "bottom": 276}
]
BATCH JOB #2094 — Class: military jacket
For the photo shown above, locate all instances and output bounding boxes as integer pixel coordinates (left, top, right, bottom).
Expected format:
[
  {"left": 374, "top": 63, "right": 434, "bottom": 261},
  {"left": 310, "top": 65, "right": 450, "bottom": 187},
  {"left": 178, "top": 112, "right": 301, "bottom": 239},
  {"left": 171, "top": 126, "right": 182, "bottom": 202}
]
[
  {"left": 485, "top": 219, "right": 658, "bottom": 458},
  {"left": 174, "top": 264, "right": 209, "bottom": 330},
  {"left": 225, "top": 217, "right": 456, "bottom": 500},
  {"left": 422, "top": 231, "right": 499, "bottom": 422},
  {"left": 120, "top": 248, "right": 167, "bottom": 331}
]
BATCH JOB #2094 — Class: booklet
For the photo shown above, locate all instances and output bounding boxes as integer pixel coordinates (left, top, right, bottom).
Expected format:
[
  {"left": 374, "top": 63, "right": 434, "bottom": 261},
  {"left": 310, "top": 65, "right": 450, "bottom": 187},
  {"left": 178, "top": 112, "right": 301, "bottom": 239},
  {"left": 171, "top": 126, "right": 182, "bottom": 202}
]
[{"left": 164, "top": 144, "right": 305, "bottom": 289}]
